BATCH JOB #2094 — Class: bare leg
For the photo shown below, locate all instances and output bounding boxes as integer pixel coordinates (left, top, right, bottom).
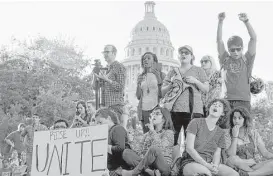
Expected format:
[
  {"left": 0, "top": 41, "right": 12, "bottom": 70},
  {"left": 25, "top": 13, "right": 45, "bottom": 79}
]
[
  {"left": 227, "top": 155, "right": 254, "bottom": 172},
  {"left": 248, "top": 159, "right": 273, "bottom": 176},
  {"left": 183, "top": 162, "right": 212, "bottom": 176},
  {"left": 217, "top": 164, "right": 239, "bottom": 176}
]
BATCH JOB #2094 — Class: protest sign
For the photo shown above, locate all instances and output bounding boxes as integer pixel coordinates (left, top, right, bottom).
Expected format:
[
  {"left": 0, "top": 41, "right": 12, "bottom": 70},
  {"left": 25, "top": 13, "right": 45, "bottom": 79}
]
[{"left": 31, "top": 124, "right": 108, "bottom": 176}]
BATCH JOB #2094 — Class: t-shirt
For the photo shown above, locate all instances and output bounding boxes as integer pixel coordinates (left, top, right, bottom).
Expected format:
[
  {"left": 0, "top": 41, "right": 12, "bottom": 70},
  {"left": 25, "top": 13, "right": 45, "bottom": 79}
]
[
  {"left": 219, "top": 51, "right": 255, "bottom": 101},
  {"left": 108, "top": 125, "right": 129, "bottom": 170},
  {"left": 186, "top": 118, "right": 226, "bottom": 162},
  {"left": 0, "top": 167, "right": 12, "bottom": 176},
  {"left": 168, "top": 66, "right": 208, "bottom": 113},
  {"left": 141, "top": 73, "right": 159, "bottom": 110},
  {"left": 5, "top": 130, "right": 25, "bottom": 153}
]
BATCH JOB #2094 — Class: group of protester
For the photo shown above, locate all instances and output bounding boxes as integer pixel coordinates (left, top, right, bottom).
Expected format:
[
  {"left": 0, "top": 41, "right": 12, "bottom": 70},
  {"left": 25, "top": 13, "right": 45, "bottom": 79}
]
[{"left": 1, "top": 12, "right": 273, "bottom": 176}]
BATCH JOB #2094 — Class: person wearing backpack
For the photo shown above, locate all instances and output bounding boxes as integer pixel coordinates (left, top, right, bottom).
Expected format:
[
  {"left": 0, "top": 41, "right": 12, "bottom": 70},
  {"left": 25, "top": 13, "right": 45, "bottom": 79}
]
[{"left": 217, "top": 12, "right": 257, "bottom": 111}]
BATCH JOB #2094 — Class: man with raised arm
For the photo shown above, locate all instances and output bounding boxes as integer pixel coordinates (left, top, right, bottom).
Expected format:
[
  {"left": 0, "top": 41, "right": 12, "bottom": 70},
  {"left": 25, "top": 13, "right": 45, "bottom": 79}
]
[{"left": 217, "top": 12, "right": 257, "bottom": 111}]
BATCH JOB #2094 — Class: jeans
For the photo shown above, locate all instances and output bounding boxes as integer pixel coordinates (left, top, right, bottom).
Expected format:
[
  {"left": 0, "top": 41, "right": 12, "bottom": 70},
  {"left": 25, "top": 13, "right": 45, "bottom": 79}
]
[
  {"left": 228, "top": 100, "right": 251, "bottom": 112},
  {"left": 171, "top": 112, "right": 203, "bottom": 145}
]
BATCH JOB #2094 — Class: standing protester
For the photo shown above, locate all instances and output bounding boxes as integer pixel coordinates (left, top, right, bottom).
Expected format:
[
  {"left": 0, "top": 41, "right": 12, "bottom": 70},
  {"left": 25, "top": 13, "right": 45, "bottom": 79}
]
[
  {"left": 136, "top": 52, "right": 165, "bottom": 133},
  {"left": 93, "top": 45, "right": 126, "bottom": 121},
  {"left": 71, "top": 101, "right": 91, "bottom": 128},
  {"left": 5, "top": 123, "right": 26, "bottom": 158},
  {"left": 217, "top": 12, "right": 257, "bottom": 111},
  {"left": 162, "top": 45, "right": 209, "bottom": 145},
  {"left": 200, "top": 55, "right": 222, "bottom": 112},
  {"left": 21, "top": 114, "right": 47, "bottom": 175}
]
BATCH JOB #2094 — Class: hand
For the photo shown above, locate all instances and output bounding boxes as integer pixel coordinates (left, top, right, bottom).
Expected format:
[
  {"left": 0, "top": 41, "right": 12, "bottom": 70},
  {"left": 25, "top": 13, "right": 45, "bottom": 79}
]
[
  {"left": 137, "top": 75, "right": 144, "bottom": 84},
  {"left": 183, "top": 76, "right": 198, "bottom": 84},
  {"left": 205, "top": 163, "right": 218, "bottom": 174},
  {"left": 93, "top": 72, "right": 110, "bottom": 82},
  {"left": 145, "top": 116, "right": 155, "bottom": 132},
  {"left": 122, "top": 104, "right": 130, "bottom": 115},
  {"left": 232, "top": 125, "right": 240, "bottom": 138},
  {"left": 218, "top": 12, "right": 226, "bottom": 21},
  {"left": 246, "top": 158, "right": 257, "bottom": 166},
  {"left": 238, "top": 13, "right": 249, "bottom": 22}
]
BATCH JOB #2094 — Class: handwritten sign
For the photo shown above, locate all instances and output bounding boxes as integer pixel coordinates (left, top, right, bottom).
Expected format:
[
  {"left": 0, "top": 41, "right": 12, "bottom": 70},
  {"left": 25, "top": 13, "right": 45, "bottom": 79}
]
[{"left": 31, "top": 124, "right": 108, "bottom": 176}]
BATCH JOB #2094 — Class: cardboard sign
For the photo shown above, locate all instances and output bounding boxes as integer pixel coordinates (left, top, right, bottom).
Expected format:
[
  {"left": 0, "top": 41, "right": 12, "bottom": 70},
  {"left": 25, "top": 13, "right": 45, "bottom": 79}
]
[{"left": 31, "top": 124, "right": 108, "bottom": 176}]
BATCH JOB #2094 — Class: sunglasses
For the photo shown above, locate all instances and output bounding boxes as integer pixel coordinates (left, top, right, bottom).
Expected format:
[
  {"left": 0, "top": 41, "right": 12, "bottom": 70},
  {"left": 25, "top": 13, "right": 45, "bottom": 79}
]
[
  {"left": 101, "top": 50, "right": 112, "bottom": 54},
  {"left": 201, "top": 60, "right": 209, "bottom": 64},
  {"left": 179, "top": 51, "right": 191, "bottom": 55},
  {"left": 229, "top": 48, "right": 242, "bottom": 52}
]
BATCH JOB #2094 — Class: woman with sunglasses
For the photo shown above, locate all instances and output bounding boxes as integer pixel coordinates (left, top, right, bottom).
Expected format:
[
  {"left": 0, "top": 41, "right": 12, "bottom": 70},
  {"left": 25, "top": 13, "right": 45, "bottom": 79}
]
[
  {"left": 200, "top": 55, "right": 222, "bottom": 110},
  {"left": 162, "top": 45, "right": 209, "bottom": 145},
  {"left": 121, "top": 107, "right": 174, "bottom": 176},
  {"left": 217, "top": 12, "right": 257, "bottom": 111},
  {"left": 136, "top": 52, "right": 165, "bottom": 133}
]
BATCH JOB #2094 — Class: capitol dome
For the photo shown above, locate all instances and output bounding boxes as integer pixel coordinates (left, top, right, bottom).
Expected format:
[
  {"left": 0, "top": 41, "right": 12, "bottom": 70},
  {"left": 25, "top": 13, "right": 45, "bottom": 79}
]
[{"left": 121, "top": 1, "right": 180, "bottom": 106}]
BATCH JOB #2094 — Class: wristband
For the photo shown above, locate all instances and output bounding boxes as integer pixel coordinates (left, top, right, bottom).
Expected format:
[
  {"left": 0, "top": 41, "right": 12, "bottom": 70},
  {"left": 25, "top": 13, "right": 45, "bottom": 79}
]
[{"left": 244, "top": 19, "right": 249, "bottom": 23}]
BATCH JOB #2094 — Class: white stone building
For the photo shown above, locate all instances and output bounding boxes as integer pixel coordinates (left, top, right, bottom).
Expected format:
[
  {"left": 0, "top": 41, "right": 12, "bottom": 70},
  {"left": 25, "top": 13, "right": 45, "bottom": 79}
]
[{"left": 121, "top": 1, "right": 180, "bottom": 106}]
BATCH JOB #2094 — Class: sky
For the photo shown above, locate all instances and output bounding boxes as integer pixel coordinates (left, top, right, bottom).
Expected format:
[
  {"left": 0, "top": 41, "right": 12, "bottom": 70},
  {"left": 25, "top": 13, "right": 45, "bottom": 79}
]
[{"left": 0, "top": 1, "right": 273, "bottom": 81}]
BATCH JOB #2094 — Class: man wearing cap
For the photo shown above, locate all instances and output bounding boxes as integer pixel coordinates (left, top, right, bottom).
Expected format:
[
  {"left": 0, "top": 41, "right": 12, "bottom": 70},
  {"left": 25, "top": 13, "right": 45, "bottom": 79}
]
[
  {"left": 93, "top": 44, "right": 126, "bottom": 120},
  {"left": 217, "top": 12, "right": 257, "bottom": 111}
]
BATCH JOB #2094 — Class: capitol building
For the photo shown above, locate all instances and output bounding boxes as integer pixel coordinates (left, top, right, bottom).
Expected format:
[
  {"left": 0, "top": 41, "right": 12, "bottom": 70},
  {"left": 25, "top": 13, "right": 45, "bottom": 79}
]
[{"left": 121, "top": 1, "right": 180, "bottom": 106}]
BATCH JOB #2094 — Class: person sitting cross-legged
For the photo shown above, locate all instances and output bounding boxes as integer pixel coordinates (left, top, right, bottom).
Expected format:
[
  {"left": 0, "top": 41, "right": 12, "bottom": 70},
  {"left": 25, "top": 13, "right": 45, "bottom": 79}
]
[
  {"left": 121, "top": 106, "right": 175, "bottom": 176},
  {"left": 180, "top": 99, "right": 239, "bottom": 176},
  {"left": 226, "top": 107, "right": 273, "bottom": 176}
]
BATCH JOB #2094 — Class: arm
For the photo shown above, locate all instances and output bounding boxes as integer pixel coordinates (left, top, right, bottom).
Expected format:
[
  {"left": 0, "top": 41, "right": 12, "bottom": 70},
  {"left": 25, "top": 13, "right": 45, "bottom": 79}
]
[
  {"left": 227, "top": 126, "right": 240, "bottom": 156},
  {"left": 161, "top": 69, "right": 174, "bottom": 96},
  {"left": 195, "top": 81, "right": 209, "bottom": 93},
  {"left": 5, "top": 133, "right": 15, "bottom": 147},
  {"left": 239, "top": 13, "right": 257, "bottom": 56},
  {"left": 136, "top": 75, "right": 143, "bottom": 100},
  {"left": 212, "top": 147, "right": 222, "bottom": 166},
  {"left": 108, "top": 65, "right": 126, "bottom": 91},
  {"left": 217, "top": 12, "right": 227, "bottom": 58},
  {"left": 110, "top": 126, "right": 127, "bottom": 154},
  {"left": 256, "top": 132, "right": 273, "bottom": 159},
  {"left": 186, "top": 133, "right": 212, "bottom": 167}
]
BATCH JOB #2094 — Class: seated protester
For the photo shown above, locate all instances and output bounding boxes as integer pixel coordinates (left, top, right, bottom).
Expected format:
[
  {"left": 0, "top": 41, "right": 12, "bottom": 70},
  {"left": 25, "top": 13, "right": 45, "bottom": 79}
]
[
  {"left": 121, "top": 107, "right": 174, "bottom": 176},
  {"left": 71, "top": 101, "right": 91, "bottom": 128},
  {"left": 226, "top": 107, "right": 273, "bottom": 176},
  {"left": 94, "top": 107, "right": 130, "bottom": 176},
  {"left": 9, "top": 150, "right": 19, "bottom": 168},
  {"left": 53, "top": 119, "right": 69, "bottom": 130},
  {"left": 18, "top": 151, "right": 28, "bottom": 176},
  {"left": 0, "top": 158, "right": 12, "bottom": 176},
  {"left": 181, "top": 98, "right": 239, "bottom": 176}
]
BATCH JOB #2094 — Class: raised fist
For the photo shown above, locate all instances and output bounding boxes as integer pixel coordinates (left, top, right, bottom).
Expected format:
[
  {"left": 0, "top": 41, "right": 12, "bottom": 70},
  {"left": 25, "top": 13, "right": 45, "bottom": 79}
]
[
  {"left": 238, "top": 13, "right": 249, "bottom": 22},
  {"left": 218, "top": 12, "right": 226, "bottom": 21}
]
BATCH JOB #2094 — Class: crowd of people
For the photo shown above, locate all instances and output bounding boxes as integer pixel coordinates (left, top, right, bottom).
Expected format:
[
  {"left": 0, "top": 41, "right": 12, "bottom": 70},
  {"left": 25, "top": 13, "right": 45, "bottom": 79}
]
[{"left": 0, "top": 12, "right": 273, "bottom": 176}]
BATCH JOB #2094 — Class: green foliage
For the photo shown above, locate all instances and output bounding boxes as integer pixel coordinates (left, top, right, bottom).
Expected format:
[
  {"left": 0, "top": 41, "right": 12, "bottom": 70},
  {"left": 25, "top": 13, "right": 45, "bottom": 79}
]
[{"left": 0, "top": 36, "right": 95, "bottom": 153}]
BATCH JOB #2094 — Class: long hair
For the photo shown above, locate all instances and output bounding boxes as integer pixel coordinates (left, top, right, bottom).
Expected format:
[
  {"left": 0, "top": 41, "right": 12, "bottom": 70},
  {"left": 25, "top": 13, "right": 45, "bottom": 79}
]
[
  {"left": 229, "top": 107, "right": 252, "bottom": 135},
  {"left": 207, "top": 98, "right": 231, "bottom": 129},
  {"left": 153, "top": 106, "right": 174, "bottom": 131},
  {"left": 201, "top": 55, "right": 218, "bottom": 78},
  {"left": 76, "top": 101, "right": 88, "bottom": 116},
  {"left": 140, "top": 52, "right": 158, "bottom": 68},
  {"left": 94, "top": 107, "right": 120, "bottom": 125}
]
